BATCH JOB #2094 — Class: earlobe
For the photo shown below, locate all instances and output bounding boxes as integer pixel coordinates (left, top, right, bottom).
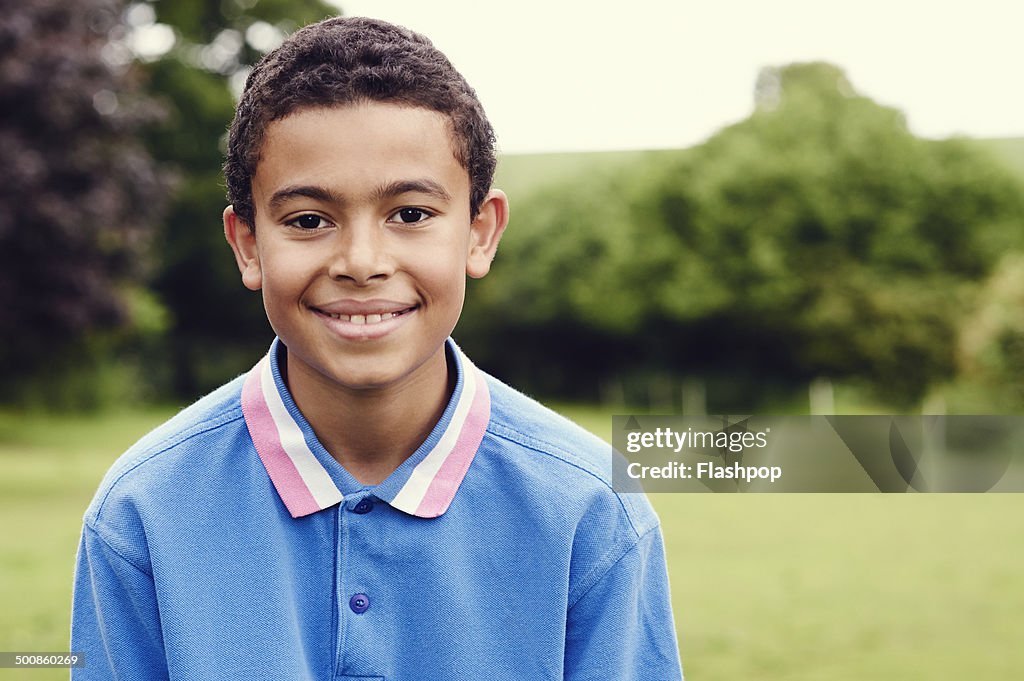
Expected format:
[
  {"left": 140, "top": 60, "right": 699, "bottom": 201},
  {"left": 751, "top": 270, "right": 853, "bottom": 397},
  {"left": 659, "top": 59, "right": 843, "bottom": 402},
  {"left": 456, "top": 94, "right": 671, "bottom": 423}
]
[
  {"left": 223, "top": 205, "right": 263, "bottom": 291},
  {"left": 466, "top": 189, "right": 510, "bottom": 279}
]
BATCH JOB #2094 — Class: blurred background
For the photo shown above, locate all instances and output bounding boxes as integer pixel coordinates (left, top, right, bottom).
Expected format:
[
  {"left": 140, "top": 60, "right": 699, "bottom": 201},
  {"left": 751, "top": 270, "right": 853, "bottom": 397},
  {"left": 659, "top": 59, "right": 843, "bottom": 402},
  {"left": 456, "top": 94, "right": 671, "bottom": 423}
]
[{"left": 1, "top": 1, "right": 1023, "bottom": 679}]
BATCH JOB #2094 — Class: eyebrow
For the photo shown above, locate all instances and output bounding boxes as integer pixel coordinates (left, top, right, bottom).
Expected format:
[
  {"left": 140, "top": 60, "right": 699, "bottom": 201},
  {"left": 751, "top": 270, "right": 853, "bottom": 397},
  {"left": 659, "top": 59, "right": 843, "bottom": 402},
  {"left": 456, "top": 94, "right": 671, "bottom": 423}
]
[
  {"left": 267, "top": 185, "right": 344, "bottom": 211},
  {"left": 372, "top": 179, "right": 452, "bottom": 204},
  {"left": 267, "top": 178, "right": 452, "bottom": 212}
]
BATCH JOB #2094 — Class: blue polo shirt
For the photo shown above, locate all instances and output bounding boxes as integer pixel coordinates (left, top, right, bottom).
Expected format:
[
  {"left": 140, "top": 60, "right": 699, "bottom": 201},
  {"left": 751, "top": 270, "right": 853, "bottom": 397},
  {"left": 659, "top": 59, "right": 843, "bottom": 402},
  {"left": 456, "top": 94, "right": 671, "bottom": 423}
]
[{"left": 71, "top": 338, "right": 683, "bottom": 680}]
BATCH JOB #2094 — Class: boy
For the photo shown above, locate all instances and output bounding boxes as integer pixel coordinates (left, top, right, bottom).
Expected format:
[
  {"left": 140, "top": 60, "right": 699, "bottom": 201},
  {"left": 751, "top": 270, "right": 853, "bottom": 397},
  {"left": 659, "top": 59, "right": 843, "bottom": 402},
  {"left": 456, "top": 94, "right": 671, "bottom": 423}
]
[{"left": 71, "top": 16, "right": 683, "bottom": 680}]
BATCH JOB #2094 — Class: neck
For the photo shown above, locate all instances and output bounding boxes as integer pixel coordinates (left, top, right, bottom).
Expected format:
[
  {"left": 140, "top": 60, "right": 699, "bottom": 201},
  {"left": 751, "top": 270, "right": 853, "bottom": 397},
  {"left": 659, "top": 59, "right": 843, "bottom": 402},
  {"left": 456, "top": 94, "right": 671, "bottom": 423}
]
[{"left": 285, "top": 346, "right": 454, "bottom": 486}]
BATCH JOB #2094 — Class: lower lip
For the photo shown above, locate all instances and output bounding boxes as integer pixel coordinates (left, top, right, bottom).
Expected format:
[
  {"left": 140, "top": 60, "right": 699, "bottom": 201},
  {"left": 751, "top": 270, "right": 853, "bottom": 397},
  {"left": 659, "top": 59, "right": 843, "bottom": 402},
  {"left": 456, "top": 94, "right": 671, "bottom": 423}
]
[{"left": 312, "top": 307, "right": 416, "bottom": 341}]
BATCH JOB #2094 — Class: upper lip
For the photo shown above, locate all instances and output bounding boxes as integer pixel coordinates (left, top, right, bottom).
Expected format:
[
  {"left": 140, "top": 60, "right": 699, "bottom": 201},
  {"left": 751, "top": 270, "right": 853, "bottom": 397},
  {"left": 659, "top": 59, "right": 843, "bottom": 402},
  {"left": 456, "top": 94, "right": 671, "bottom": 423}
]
[{"left": 310, "top": 299, "right": 417, "bottom": 316}]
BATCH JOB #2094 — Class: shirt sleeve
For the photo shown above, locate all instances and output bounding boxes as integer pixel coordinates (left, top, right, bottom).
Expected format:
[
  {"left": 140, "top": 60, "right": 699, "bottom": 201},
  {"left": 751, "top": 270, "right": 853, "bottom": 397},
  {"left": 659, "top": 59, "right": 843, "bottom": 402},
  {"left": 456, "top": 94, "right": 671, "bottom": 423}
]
[
  {"left": 563, "top": 525, "right": 684, "bottom": 681},
  {"left": 71, "top": 523, "right": 169, "bottom": 681}
]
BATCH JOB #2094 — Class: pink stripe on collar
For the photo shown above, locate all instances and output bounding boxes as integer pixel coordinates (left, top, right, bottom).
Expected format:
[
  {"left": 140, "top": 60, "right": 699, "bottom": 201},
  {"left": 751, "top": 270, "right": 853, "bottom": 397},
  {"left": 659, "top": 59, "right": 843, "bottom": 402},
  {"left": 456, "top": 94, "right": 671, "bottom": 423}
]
[
  {"left": 241, "top": 339, "right": 490, "bottom": 519},
  {"left": 413, "top": 367, "right": 491, "bottom": 518},
  {"left": 241, "top": 360, "right": 323, "bottom": 518}
]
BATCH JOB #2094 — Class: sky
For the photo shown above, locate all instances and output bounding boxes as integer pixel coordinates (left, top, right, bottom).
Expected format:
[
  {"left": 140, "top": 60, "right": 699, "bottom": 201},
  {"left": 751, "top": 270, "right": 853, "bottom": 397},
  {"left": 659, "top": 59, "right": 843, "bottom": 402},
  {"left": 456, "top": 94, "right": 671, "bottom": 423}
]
[{"left": 331, "top": 0, "right": 1024, "bottom": 154}]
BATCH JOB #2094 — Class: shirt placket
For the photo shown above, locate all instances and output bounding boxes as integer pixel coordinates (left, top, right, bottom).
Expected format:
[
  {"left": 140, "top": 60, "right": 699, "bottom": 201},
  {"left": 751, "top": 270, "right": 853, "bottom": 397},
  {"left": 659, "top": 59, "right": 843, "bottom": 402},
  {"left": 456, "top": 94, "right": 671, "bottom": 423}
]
[{"left": 334, "top": 495, "right": 386, "bottom": 681}]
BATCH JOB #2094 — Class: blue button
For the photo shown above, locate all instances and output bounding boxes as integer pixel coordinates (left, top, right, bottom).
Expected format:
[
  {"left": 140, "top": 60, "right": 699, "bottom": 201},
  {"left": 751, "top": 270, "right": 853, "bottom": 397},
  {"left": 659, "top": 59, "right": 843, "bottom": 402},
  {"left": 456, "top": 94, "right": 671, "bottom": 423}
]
[
  {"left": 352, "top": 498, "right": 374, "bottom": 514},
  {"left": 349, "top": 593, "right": 370, "bottom": 614}
]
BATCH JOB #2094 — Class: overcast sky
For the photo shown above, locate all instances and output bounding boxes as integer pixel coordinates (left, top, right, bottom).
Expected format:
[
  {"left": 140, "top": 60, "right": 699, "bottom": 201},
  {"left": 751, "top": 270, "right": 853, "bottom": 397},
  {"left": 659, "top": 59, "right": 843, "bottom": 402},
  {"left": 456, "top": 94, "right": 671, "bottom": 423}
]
[{"left": 332, "top": 0, "right": 1024, "bottom": 154}]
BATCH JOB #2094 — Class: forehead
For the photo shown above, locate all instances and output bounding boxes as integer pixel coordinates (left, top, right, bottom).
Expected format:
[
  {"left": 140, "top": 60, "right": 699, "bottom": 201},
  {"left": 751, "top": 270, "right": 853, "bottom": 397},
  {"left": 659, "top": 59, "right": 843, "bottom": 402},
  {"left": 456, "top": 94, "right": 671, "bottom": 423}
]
[{"left": 253, "top": 102, "right": 469, "bottom": 206}]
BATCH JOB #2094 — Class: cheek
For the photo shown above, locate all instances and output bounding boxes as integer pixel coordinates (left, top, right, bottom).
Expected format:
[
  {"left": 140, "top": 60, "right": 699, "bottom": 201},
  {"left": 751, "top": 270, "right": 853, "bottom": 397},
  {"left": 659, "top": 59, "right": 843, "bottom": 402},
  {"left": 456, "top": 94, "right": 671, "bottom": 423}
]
[
  {"left": 417, "top": 245, "right": 468, "bottom": 299},
  {"left": 420, "top": 265, "right": 464, "bottom": 307},
  {"left": 258, "top": 253, "right": 312, "bottom": 306}
]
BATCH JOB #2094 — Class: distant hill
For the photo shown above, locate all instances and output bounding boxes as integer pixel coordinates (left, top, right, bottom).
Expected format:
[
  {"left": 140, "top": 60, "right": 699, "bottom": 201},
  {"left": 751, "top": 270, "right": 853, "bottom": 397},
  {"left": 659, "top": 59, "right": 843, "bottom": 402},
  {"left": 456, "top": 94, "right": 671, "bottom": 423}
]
[
  {"left": 972, "top": 137, "right": 1024, "bottom": 178},
  {"left": 494, "top": 148, "right": 683, "bottom": 201},
  {"left": 495, "top": 137, "right": 1024, "bottom": 201}
]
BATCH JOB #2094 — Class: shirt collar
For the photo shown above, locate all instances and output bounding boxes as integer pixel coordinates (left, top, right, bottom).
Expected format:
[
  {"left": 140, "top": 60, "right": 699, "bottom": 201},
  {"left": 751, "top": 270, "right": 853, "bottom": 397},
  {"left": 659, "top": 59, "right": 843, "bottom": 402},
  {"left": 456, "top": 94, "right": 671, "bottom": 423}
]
[{"left": 240, "top": 337, "right": 490, "bottom": 520}]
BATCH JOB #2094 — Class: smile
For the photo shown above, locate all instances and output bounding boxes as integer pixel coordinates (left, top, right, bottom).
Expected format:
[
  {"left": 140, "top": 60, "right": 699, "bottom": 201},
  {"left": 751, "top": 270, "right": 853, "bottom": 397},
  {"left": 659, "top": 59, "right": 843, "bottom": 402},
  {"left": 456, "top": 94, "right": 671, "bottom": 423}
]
[
  {"left": 323, "top": 309, "right": 412, "bottom": 325},
  {"left": 310, "top": 304, "right": 418, "bottom": 340},
  {"left": 317, "top": 303, "right": 417, "bottom": 323}
]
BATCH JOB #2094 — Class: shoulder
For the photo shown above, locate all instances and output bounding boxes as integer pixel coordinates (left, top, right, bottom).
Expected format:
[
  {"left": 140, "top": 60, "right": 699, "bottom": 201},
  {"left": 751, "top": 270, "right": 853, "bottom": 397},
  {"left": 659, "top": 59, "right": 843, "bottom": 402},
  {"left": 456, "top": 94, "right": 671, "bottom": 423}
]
[
  {"left": 480, "top": 371, "right": 660, "bottom": 540},
  {"left": 84, "top": 375, "right": 249, "bottom": 530}
]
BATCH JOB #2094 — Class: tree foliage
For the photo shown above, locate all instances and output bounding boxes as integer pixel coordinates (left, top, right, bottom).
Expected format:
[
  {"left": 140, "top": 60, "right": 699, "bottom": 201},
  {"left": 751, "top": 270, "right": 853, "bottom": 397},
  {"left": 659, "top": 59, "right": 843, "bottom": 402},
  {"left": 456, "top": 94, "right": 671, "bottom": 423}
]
[
  {"left": 464, "top": 62, "right": 1024, "bottom": 407},
  {"left": 958, "top": 253, "right": 1024, "bottom": 408},
  {"left": 0, "top": 0, "right": 166, "bottom": 390}
]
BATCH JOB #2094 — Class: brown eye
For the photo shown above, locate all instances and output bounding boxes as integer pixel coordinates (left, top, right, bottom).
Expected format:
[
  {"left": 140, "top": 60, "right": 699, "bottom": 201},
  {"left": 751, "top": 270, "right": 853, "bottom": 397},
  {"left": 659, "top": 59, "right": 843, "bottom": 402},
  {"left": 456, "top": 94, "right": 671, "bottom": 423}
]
[
  {"left": 289, "top": 214, "right": 326, "bottom": 230},
  {"left": 394, "top": 208, "right": 431, "bottom": 224}
]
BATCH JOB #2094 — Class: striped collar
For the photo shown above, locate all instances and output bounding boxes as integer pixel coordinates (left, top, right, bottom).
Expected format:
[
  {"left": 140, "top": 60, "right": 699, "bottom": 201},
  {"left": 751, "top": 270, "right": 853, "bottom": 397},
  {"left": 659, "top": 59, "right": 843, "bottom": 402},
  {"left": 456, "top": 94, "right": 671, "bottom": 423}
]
[{"left": 240, "top": 338, "right": 491, "bottom": 519}]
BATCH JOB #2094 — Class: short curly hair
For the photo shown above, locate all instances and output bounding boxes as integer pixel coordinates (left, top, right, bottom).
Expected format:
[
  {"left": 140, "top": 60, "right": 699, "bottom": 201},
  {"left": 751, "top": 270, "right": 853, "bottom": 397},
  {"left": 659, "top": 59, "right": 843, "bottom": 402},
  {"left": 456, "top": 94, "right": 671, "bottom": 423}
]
[{"left": 224, "top": 16, "right": 497, "bottom": 228}]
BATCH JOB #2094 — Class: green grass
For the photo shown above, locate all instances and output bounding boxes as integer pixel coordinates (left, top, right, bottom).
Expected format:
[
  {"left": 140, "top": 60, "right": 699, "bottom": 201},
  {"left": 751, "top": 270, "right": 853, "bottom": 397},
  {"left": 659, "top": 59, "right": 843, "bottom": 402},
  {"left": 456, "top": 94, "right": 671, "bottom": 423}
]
[
  {"left": 656, "top": 494, "right": 1024, "bottom": 680},
  {"left": 555, "top": 404, "right": 1024, "bottom": 677},
  {"left": 3, "top": 407, "right": 1024, "bottom": 679},
  {"left": 0, "top": 409, "right": 175, "bottom": 681}
]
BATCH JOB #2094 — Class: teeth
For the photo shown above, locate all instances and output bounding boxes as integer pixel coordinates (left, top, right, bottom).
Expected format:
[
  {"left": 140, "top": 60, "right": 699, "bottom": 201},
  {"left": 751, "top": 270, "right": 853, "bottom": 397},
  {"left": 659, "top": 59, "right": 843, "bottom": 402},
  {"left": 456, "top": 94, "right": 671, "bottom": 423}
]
[{"left": 322, "top": 309, "right": 406, "bottom": 324}]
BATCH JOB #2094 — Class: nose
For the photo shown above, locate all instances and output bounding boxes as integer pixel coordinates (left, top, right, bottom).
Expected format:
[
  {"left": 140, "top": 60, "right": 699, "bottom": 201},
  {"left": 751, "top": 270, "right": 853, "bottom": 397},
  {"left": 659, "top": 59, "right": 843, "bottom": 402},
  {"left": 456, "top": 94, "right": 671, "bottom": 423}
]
[{"left": 327, "top": 221, "right": 394, "bottom": 285}]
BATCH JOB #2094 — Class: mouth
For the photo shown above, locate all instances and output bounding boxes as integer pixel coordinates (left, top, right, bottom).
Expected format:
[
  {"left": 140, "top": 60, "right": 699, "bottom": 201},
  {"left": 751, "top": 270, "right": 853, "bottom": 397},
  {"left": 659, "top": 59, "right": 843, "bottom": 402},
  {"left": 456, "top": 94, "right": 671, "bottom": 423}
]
[
  {"left": 316, "top": 306, "right": 418, "bottom": 326},
  {"left": 309, "top": 302, "right": 419, "bottom": 340},
  {"left": 319, "top": 305, "right": 415, "bottom": 323}
]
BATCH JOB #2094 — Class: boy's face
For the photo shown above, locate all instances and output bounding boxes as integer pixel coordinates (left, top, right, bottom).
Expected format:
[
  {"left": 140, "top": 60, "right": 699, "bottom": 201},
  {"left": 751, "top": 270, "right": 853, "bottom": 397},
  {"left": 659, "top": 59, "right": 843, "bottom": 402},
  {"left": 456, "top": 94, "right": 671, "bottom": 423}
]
[{"left": 224, "top": 102, "right": 507, "bottom": 395}]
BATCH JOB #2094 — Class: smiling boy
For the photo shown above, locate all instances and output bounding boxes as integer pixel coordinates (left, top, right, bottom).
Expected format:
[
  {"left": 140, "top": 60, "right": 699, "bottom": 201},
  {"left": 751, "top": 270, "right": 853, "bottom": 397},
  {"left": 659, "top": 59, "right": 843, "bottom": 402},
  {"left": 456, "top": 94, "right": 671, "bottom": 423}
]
[
  {"left": 71, "top": 16, "right": 683, "bottom": 680},
  {"left": 226, "top": 102, "right": 499, "bottom": 488}
]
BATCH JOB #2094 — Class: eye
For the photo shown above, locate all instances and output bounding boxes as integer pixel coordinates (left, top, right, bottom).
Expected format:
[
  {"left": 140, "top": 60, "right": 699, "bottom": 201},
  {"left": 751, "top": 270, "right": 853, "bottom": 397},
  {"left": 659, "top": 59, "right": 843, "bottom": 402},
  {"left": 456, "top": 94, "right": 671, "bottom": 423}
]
[
  {"left": 286, "top": 214, "right": 330, "bottom": 230},
  {"left": 390, "top": 207, "right": 433, "bottom": 225}
]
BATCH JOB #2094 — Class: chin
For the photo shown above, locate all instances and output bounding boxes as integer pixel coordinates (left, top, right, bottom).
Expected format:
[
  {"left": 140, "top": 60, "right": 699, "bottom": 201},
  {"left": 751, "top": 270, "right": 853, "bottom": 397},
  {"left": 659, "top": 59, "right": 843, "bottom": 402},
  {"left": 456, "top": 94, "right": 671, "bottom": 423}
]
[{"left": 328, "top": 367, "right": 403, "bottom": 392}]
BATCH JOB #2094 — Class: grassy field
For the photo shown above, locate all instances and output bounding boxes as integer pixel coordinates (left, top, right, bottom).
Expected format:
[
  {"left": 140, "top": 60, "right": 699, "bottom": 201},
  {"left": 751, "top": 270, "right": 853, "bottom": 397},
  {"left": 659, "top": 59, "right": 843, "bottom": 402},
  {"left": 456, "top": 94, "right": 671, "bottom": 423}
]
[
  {"left": 0, "top": 409, "right": 175, "bottom": 680},
  {"left": 2, "top": 408, "right": 1024, "bottom": 680}
]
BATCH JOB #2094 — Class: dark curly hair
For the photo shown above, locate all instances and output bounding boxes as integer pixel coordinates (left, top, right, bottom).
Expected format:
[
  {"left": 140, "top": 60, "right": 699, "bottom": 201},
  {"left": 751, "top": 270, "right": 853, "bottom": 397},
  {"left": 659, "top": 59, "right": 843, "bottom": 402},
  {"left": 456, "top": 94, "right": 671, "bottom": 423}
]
[{"left": 224, "top": 16, "right": 497, "bottom": 228}]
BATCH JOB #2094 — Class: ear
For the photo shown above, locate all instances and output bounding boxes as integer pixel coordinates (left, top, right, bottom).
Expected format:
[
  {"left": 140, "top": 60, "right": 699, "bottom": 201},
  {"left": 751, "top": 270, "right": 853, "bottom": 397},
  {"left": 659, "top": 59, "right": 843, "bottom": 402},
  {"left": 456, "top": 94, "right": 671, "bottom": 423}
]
[
  {"left": 466, "top": 189, "right": 510, "bottom": 279},
  {"left": 223, "top": 205, "right": 263, "bottom": 291}
]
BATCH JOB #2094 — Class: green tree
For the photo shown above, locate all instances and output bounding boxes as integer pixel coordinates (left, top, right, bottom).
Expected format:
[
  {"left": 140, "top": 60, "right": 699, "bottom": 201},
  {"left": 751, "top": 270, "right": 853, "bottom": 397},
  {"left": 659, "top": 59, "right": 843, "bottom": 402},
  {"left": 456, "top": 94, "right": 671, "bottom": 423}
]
[
  {"left": 468, "top": 62, "right": 1024, "bottom": 407},
  {"left": 958, "top": 253, "right": 1024, "bottom": 408},
  {"left": 0, "top": 0, "right": 167, "bottom": 403},
  {"left": 652, "top": 62, "right": 1024, "bottom": 404}
]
